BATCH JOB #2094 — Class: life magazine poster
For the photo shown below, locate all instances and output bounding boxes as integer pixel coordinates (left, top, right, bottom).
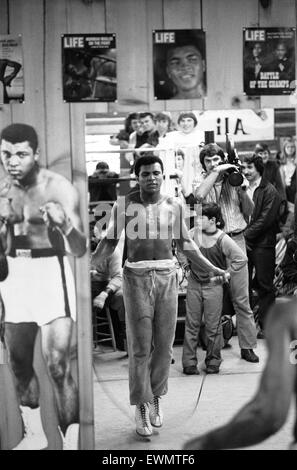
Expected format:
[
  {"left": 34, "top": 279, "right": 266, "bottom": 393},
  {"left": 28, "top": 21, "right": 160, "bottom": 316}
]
[
  {"left": 153, "top": 29, "right": 206, "bottom": 100},
  {"left": 0, "top": 35, "right": 24, "bottom": 104},
  {"left": 62, "top": 34, "right": 117, "bottom": 103},
  {"left": 243, "top": 27, "right": 295, "bottom": 95}
]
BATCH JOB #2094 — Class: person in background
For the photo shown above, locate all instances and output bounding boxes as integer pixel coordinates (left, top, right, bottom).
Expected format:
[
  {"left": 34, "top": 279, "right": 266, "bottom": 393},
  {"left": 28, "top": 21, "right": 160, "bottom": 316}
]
[
  {"left": 179, "top": 203, "right": 248, "bottom": 375},
  {"left": 277, "top": 137, "right": 297, "bottom": 205},
  {"left": 195, "top": 143, "right": 259, "bottom": 363},
  {"left": 90, "top": 227, "right": 126, "bottom": 351},
  {"left": 88, "top": 161, "right": 119, "bottom": 203},
  {"left": 254, "top": 142, "right": 286, "bottom": 201},
  {"left": 243, "top": 154, "right": 281, "bottom": 332}
]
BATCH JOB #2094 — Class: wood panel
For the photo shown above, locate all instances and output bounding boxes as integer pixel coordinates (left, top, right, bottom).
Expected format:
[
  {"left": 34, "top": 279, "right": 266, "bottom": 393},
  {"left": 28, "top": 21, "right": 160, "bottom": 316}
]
[
  {"left": 8, "top": 0, "right": 46, "bottom": 162},
  {"left": 0, "top": 0, "right": 13, "bottom": 131},
  {"left": 66, "top": 0, "right": 108, "bottom": 450},
  {"left": 260, "top": 0, "right": 296, "bottom": 109},
  {"left": 163, "top": 0, "right": 203, "bottom": 112},
  {"left": 105, "top": 0, "right": 151, "bottom": 114},
  {"left": 203, "top": 0, "right": 259, "bottom": 110}
]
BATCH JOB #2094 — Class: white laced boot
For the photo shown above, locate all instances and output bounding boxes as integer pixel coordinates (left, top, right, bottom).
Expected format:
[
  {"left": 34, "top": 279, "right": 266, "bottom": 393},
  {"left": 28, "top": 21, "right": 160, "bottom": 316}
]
[
  {"left": 148, "top": 396, "right": 163, "bottom": 427},
  {"left": 58, "top": 423, "right": 80, "bottom": 450},
  {"left": 135, "top": 403, "right": 152, "bottom": 437},
  {"left": 13, "top": 406, "right": 48, "bottom": 450}
]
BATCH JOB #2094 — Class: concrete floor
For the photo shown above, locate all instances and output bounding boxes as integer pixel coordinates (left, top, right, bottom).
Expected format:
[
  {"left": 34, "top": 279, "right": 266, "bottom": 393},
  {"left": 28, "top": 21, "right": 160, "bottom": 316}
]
[{"left": 92, "top": 337, "right": 295, "bottom": 450}]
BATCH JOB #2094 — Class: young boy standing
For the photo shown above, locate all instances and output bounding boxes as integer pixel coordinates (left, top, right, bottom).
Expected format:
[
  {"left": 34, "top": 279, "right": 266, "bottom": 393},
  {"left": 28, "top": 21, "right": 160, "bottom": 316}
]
[{"left": 181, "top": 202, "right": 248, "bottom": 375}]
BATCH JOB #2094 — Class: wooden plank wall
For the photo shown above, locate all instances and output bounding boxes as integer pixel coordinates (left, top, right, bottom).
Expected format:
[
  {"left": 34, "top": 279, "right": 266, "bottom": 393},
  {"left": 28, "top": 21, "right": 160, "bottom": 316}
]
[{"left": 0, "top": 0, "right": 296, "bottom": 450}]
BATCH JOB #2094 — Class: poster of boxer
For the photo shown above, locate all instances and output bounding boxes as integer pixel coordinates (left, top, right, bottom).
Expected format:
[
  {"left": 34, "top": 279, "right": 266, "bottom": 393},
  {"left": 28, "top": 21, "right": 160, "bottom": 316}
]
[
  {"left": 62, "top": 33, "right": 117, "bottom": 102},
  {"left": 153, "top": 29, "right": 206, "bottom": 100},
  {"left": 243, "top": 27, "right": 295, "bottom": 95},
  {"left": 0, "top": 35, "right": 24, "bottom": 104}
]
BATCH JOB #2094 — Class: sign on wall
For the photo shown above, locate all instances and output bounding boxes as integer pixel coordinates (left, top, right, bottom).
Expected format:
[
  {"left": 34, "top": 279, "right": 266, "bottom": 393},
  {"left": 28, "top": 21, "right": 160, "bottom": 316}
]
[
  {"left": 243, "top": 27, "right": 295, "bottom": 95},
  {"left": 191, "top": 108, "right": 274, "bottom": 142},
  {"left": 62, "top": 34, "right": 117, "bottom": 103},
  {"left": 153, "top": 29, "right": 206, "bottom": 100},
  {"left": 0, "top": 35, "right": 24, "bottom": 104}
]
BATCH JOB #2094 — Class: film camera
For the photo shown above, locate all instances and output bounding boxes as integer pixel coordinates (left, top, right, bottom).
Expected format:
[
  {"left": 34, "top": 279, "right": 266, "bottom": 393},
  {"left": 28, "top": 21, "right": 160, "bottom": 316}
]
[
  {"left": 224, "top": 133, "right": 244, "bottom": 187},
  {"left": 204, "top": 131, "right": 244, "bottom": 187}
]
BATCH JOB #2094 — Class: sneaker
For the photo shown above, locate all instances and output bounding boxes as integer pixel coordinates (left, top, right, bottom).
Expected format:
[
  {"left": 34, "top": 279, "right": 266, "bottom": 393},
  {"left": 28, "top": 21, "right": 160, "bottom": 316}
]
[
  {"left": 183, "top": 365, "right": 199, "bottom": 375},
  {"left": 148, "top": 396, "right": 163, "bottom": 428},
  {"left": 205, "top": 365, "right": 220, "bottom": 374},
  {"left": 241, "top": 349, "right": 259, "bottom": 363},
  {"left": 135, "top": 403, "right": 152, "bottom": 437},
  {"left": 59, "top": 423, "right": 79, "bottom": 450},
  {"left": 13, "top": 406, "right": 48, "bottom": 450}
]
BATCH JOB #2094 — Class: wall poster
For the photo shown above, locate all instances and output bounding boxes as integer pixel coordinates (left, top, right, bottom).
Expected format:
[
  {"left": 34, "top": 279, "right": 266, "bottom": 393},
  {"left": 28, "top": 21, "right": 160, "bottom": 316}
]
[
  {"left": 62, "top": 34, "right": 117, "bottom": 102},
  {"left": 153, "top": 29, "right": 206, "bottom": 100},
  {"left": 243, "top": 27, "right": 295, "bottom": 95},
  {"left": 0, "top": 35, "right": 24, "bottom": 104}
]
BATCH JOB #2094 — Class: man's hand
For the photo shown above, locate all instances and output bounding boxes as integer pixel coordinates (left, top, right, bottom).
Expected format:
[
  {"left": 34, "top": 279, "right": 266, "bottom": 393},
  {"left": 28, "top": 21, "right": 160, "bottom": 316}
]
[
  {"left": 93, "top": 291, "right": 108, "bottom": 309},
  {"left": 213, "top": 163, "right": 237, "bottom": 174},
  {"left": 40, "top": 202, "right": 72, "bottom": 234},
  {"left": 209, "top": 271, "right": 231, "bottom": 284}
]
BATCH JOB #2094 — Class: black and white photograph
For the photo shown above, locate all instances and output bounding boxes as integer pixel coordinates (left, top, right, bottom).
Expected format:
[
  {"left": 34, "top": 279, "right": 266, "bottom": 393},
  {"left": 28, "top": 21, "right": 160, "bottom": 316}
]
[
  {"left": 0, "top": 35, "right": 24, "bottom": 104},
  {"left": 1, "top": 0, "right": 297, "bottom": 459},
  {"left": 62, "top": 33, "right": 117, "bottom": 102},
  {"left": 153, "top": 29, "right": 206, "bottom": 100},
  {"left": 243, "top": 27, "right": 295, "bottom": 95}
]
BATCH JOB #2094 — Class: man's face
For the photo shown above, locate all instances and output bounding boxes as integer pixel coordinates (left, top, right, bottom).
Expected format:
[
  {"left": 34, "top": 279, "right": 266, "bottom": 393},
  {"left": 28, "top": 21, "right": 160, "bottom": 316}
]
[
  {"left": 96, "top": 169, "right": 109, "bottom": 179},
  {"left": 137, "top": 163, "right": 163, "bottom": 194},
  {"left": 140, "top": 116, "right": 155, "bottom": 133},
  {"left": 203, "top": 154, "right": 224, "bottom": 173},
  {"left": 0, "top": 139, "right": 37, "bottom": 181},
  {"left": 252, "top": 43, "right": 262, "bottom": 58},
  {"left": 166, "top": 45, "right": 204, "bottom": 93},
  {"left": 276, "top": 44, "right": 287, "bottom": 60},
  {"left": 243, "top": 162, "right": 260, "bottom": 183},
  {"left": 178, "top": 117, "right": 196, "bottom": 134},
  {"left": 175, "top": 153, "right": 184, "bottom": 170}
]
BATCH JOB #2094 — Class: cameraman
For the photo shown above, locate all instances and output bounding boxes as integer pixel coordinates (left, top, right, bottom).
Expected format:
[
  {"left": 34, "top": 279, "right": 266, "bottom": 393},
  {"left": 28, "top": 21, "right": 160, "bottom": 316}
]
[{"left": 195, "top": 143, "right": 258, "bottom": 363}]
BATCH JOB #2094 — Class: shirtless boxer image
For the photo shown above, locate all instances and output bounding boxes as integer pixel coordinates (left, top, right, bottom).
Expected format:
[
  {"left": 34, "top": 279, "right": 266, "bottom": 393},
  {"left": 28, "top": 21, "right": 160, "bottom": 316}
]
[
  {"left": 91, "top": 155, "right": 229, "bottom": 438},
  {"left": 0, "top": 123, "right": 87, "bottom": 450}
]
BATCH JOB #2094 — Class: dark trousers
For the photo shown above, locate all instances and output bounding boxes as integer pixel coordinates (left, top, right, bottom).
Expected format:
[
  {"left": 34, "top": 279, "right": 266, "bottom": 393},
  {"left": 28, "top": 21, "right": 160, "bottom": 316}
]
[{"left": 247, "top": 246, "right": 276, "bottom": 329}]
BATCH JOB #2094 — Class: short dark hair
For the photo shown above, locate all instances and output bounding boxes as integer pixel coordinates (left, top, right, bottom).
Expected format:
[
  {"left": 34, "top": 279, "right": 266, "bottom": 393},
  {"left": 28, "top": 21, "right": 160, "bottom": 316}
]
[
  {"left": 177, "top": 112, "right": 198, "bottom": 127},
  {"left": 96, "top": 161, "right": 109, "bottom": 171},
  {"left": 134, "top": 155, "right": 164, "bottom": 176},
  {"left": 155, "top": 112, "right": 171, "bottom": 124},
  {"left": 243, "top": 154, "right": 264, "bottom": 176},
  {"left": 139, "top": 112, "right": 155, "bottom": 121},
  {"left": 0, "top": 123, "right": 38, "bottom": 153},
  {"left": 202, "top": 202, "right": 225, "bottom": 229},
  {"left": 254, "top": 142, "right": 270, "bottom": 155},
  {"left": 199, "top": 143, "right": 225, "bottom": 170}
]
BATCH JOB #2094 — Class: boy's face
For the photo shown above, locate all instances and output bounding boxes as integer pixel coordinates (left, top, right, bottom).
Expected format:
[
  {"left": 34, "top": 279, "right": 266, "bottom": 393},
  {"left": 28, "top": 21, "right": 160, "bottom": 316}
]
[{"left": 201, "top": 214, "right": 214, "bottom": 232}]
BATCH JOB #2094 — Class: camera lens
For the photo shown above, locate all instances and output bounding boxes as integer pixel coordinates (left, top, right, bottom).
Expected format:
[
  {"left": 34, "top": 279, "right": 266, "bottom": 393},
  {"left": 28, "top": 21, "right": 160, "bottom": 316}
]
[{"left": 228, "top": 171, "right": 244, "bottom": 187}]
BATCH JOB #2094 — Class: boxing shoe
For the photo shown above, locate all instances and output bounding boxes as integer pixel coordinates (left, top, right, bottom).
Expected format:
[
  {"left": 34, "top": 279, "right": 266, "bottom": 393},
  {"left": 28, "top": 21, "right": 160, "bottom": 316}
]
[
  {"left": 13, "top": 406, "right": 48, "bottom": 450},
  {"left": 58, "top": 423, "right": 80, "bottom": 450},
  {"left": 148, "top": 396, "right": 163, "bottom": 428},
  {"left": 135, "top": 403, "right": 152, "bottom": 437},
  {"left": 241, "top": 349, "right": 259, "bottom": 363}
]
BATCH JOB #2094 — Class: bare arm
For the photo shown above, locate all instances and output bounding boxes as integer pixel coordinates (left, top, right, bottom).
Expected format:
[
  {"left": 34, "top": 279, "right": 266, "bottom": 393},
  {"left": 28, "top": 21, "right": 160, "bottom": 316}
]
[
  {"left": 91, "top": 201, "right": 124, "bottom": 265},
  {"left": 184, "top": 300, "right": 297, "bottom": 450},
  {"left": 195, "top": 164, "right": 237, "bottom": 201},
  {"left": 42, "top": 176, "right": 87, "bottom": 257}
]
